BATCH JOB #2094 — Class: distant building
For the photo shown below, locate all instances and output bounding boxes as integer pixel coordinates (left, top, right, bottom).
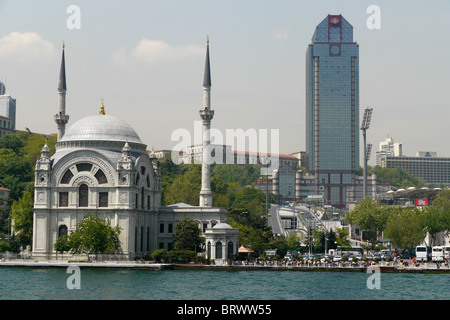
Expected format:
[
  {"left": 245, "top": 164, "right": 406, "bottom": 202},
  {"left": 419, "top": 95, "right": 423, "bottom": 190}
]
[
  {"left": 254, "top": 168, "right": 391, "bottom": 206},
  {"left": 0, "top": 82, "right": 16, "bottom": 129},
  {"left": 0, "top": 115, "right": 13, "bottom": 137},
  {"left": 380, "top": 152, "right": 450, "bottom": 186},
  {"left": 151, "top": 149, "right": 172, "bottom": 159},
  {"left": 175, "top": 143, "right": 300, "bottom": 169},
  {"left": 376, "top": 135, "right": 402, "bottom": 166},
  {"left": 290, "top": 151, "right": 308, "bottom": 170}
]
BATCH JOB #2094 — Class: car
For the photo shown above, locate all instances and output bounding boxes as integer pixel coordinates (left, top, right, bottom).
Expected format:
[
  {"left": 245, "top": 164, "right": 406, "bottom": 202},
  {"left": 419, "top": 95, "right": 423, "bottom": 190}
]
[
  {"left": 380, "top": 250, "right": 392, "bottom": 260},
  {"left": 372, "top": 254, "right": 381, "bottom": 261},
  {"left": 333, "top": 255, "right": 342, "bottom": 262},
  {"left": 349, "top": 254, "right": 362, "bottom": 261},
  {"left": 399, "top": 252, "right": 412, "bottom": 259}
]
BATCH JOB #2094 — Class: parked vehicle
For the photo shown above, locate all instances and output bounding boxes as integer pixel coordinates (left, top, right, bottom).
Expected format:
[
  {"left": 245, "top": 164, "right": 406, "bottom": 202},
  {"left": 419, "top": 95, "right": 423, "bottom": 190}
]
[
  {"left": 380, "top": 250, "right": 392, "bottom": 260},
  {"left": 432, "top": 246, "right": 444, "bottom": 262},
  {"left": 444, "top": 246, "right": 450, "bottom": 260},
  {"left": 415, "top": 245, "right": 428, "bottom": 262}
]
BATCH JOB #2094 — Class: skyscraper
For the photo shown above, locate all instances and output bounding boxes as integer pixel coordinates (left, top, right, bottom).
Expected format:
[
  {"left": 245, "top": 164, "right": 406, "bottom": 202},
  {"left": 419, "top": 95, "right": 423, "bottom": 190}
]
[
  {"left": 0, "top": 81, "right": 16, "bottom": 129},
  {"left": 305, "top": 14, "right": 359, "bottom": 207}
]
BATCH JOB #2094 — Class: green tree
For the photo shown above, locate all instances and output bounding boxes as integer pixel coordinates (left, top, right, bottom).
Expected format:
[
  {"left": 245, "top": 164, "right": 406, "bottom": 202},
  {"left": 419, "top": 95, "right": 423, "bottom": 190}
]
[
  {"left": 384, "top": 207, "right": 426, "bottom": 250},
  {"left": 10, "top": 190, "right": 34, "bottom": 248},
  {"left": 54, "top": 234, "right": 71, "bottom": 260},
  {"left": 68, "top": 213, "right": 122, "bottom": 260},
  {"left": 335, "top": 228, "right": 351, "bottom": 248},
  {"left": 432, "top": 189, "right": 450, "bottom": 211},
  {"left": 345, "top": 197, "right": 392, "bottom": 249},
  {"left": 227, "top": 186, "right": 272, "bottom": 256},
  {"left": 420, "top": 206, "right": 449, "bottom": 246},
  {"left": 173, "top": 215, "right": 203, "bottom": 252},
  {"left": 267, "top": 234, "right": 289, "bottom": 258},
  {"left": 286, "top": 233, "right": 301, "bottom": 252},
  {"left": 164, "top": 165, "right": 201, "bottom": 206},
  {"left": 370, "top": 166, "right": 426, "bottom": 188}
]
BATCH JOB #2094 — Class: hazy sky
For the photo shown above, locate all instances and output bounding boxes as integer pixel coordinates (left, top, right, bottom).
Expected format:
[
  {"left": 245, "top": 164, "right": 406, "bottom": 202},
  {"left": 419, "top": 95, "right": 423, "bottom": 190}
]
[{"left": 0, "top": 0, "right": 449, "bottom": 166}]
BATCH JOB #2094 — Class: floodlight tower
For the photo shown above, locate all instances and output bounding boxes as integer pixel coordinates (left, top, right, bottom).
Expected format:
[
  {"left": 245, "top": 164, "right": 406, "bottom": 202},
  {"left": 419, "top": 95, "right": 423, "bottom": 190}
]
[{"left": 361, "top": 107, "right": 373, "bottom": 199}]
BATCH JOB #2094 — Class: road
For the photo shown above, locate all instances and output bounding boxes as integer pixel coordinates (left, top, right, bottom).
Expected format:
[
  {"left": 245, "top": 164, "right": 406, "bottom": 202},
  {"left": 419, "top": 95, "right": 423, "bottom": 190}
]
[{"left": 268, "top": 204, "right": 326, "bottom": 236}]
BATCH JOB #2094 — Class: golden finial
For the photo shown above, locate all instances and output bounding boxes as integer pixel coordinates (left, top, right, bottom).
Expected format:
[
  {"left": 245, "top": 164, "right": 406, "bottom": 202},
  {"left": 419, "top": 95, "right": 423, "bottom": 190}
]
[
  {"left": 207, "top": 35, "right": 209, "bottom": 45},
  {"left": 99, "top": 99, "right": 105, "bottom": 115},
  {"left": 63, "top": 40, "right": 65, "bottom": 50}
]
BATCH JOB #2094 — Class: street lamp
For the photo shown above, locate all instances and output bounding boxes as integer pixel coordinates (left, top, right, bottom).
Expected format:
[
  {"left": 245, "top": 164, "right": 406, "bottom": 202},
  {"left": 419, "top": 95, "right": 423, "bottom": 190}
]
[{"left": 360, "top": 107, "right": 373, "bottom": 199}]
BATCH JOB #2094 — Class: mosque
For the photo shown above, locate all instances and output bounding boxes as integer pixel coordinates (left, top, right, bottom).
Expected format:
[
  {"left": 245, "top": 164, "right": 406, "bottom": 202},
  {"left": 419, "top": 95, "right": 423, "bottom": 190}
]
[{"left": 32, "top": 40, "right": 239, "bottom": 263}]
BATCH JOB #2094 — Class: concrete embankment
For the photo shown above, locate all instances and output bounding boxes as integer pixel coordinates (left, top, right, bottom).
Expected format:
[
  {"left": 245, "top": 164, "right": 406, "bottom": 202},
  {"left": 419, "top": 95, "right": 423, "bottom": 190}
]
[
  {"left": 0, "top": 260, "right": 173, "bottom": 270},
  {"left": 171, "top": 263, "right": 450, "bottom": 273},
  {"left": 1, "top": 260, "right": 449, "bottom": 273}
]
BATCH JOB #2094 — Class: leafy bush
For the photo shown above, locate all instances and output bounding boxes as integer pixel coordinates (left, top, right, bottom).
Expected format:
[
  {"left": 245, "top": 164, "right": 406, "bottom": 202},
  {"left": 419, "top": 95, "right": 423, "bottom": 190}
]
[
  {"left": 151, "top": 249, "right": 168, "bottom": 263},
  {"left": 168, "top": 250, "right": 197, "bottom": 263}
]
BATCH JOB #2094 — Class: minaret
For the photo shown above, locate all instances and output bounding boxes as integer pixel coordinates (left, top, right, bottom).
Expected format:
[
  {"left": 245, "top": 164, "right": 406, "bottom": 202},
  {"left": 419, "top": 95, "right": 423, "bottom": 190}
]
[
  {"left": 54, "top": 42, "right": 69, "bottom": 141},
  {"left": 199, "top": 37, "right": 214, "bottom": 207}
]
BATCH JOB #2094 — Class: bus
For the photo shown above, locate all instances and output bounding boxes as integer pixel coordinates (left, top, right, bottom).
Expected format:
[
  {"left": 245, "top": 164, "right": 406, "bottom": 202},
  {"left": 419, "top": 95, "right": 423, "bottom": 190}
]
[
  {"left": 415, "top": 245, "right": 428, "bottom": 262},
  {"left": 432, "top": 246, "right": 444, "bottom": 262},
  {"left": 444, "top": 246, "right": 450, "bottom": 260}
]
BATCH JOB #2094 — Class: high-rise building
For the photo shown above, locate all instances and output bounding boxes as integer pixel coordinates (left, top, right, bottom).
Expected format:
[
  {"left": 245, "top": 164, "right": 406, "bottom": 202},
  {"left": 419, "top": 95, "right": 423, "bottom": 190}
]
[
  {"left": 380, "top": 152, "right": 450, "bottom": 186},
  {"left": 304, "top": 14, "right": 360, "bottom": 208},
  {"left": 0, "top": 81, "right": 16, "bottom": 129},
  {"left": 376, "top": 135, "right": 402, "bottom": 166}
]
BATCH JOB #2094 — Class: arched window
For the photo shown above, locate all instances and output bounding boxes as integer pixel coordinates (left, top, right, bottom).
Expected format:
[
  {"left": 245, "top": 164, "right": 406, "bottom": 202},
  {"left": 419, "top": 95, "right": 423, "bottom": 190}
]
[
  {"left": 136, "top": 174, "right": 140, "bottom": 186},
  {"left": 76, "top": 163, "right": 93, "bottom": 172},
  {"left": 58, "top": 225, "right": 68, "bottom": 238},
  {"left": 207, "top": 242, "right": 211, "bottom": 259},
  {"left": 78, "top": 184, "right": 88, "bottom": 207},
  {"left": 228, "top": 241, "right": 234, "bottom": 259},
  {"left": 215, "top": 241, "right": 222, "bottom": 259},
  {"left": 140, "top": 226, "right": 144, "bottom": 252},
  {"left": 95, "top": 169, "right": 108, "bottom": 184},
  {"left": 61, "top": 170, "right": 74, "bottom": 184}
]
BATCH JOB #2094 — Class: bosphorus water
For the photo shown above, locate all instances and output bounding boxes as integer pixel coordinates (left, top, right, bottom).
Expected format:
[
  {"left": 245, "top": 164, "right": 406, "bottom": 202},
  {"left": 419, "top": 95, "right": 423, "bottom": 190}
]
[{"left": 1, "top": 267, "right": 449, "bottom": 300}]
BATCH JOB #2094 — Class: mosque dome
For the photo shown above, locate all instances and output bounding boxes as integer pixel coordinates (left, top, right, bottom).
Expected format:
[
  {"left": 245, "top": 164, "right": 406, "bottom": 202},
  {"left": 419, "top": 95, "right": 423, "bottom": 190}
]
[{"left": 60, "top": 114, "right": 143, "bottom": 145}]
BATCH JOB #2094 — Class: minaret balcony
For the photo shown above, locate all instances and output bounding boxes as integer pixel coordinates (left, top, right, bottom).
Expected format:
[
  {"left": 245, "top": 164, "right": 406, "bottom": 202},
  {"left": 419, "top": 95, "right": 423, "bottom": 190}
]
[{"left": 199, "top": 109, "right": 214, "bottom": 121}]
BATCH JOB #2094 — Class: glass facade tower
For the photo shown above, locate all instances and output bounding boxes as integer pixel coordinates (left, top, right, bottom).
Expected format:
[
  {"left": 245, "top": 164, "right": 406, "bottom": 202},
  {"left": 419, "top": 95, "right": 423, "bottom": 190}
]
[{"left": 305, "top": 15, "right": 359, "bottom": 207}]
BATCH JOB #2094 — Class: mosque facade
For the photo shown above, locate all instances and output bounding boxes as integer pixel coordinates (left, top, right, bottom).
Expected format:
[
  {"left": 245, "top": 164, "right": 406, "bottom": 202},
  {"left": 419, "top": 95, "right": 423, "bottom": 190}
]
[{"left": 32, "top": 41, "right": 239, "bottom": 262}]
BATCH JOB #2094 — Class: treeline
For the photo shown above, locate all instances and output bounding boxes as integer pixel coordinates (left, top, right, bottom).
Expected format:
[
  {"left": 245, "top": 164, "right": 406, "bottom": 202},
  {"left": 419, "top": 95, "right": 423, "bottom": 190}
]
[
  {"left": 346, "top": 190, "right": 450, "bottom": 250},
  {"left": 0, "top": 132, "right": 56, "bottom": 252},
  {"left": 367, "top": 166, "right": 426, "bottom": 188}
]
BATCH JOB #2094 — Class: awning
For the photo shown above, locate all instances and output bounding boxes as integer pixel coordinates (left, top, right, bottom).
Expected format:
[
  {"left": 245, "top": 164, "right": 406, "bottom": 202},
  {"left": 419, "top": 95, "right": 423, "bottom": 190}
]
[{"left": 238, "top": 245, "right": 254, "bottom": 253}]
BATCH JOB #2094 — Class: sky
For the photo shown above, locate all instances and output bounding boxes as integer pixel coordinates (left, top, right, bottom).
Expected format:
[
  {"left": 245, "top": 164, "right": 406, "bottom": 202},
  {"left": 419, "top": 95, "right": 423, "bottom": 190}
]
[{"left": 0, "top": 0, "right": 449, "bottom": 166}]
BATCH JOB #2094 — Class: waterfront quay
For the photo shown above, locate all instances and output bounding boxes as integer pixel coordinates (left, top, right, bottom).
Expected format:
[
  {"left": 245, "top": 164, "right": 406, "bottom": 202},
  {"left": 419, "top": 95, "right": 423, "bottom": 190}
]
[{"left": 1, "top": 259, "right": 449, "bottom": 273}]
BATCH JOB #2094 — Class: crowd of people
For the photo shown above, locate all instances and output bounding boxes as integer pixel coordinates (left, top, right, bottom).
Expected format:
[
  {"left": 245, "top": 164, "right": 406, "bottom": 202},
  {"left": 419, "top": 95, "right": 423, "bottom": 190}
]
[{"left": 232, "top": 255, "right": 450, "bottom": 269}]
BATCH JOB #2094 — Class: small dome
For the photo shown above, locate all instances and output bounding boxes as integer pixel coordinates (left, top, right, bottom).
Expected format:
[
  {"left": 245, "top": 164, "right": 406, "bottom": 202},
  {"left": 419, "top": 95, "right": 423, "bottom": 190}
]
[
  {"left": 213, "top": 223, "right": 233, "bottom": 229},
  {"left": 60, "top": 114, "right": 142, "bottom": 144}
]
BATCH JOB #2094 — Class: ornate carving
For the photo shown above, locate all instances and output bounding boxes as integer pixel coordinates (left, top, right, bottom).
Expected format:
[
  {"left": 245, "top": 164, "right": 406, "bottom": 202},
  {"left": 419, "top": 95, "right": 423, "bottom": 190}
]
[
  {"left": 53, "top": 154, "right": 116, "bottom": 186},
  {"left": 119, "top": 192, "right": 128, "bottom": 203},
  {"left": 72, "top": 175, "right": 94, "bottom": 187}
]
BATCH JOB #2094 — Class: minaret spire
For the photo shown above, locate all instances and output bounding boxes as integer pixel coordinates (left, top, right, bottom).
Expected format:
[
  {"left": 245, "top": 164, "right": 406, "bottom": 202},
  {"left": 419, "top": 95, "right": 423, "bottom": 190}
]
[
  {"left": 199, "top": 37, "right": 214, "bottom": 207},
  {"left": 54, "top": 41, "right": 69, "bottom": 141},
  {"left": 203, "top": 36, "right": 211, "bottom": 87}
]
